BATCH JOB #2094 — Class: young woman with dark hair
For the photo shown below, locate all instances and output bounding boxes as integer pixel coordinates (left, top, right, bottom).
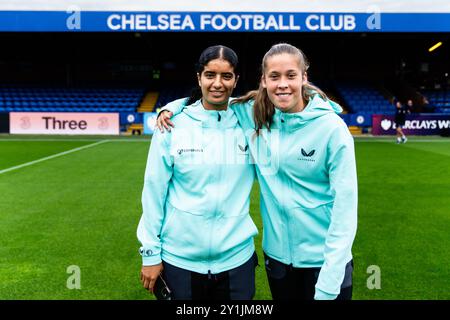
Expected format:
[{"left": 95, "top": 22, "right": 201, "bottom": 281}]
[{"left": 138, "top": 45, "right": 258, "bottom": 300}]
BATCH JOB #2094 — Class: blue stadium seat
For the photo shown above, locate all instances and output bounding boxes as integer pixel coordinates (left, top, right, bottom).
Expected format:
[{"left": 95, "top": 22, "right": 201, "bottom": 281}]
[
  {"left": 335, "top": 82, "right": 393, "bottom": 115},
  {"left": 0, "top": 86, "right": 145, "bottom": 113}
]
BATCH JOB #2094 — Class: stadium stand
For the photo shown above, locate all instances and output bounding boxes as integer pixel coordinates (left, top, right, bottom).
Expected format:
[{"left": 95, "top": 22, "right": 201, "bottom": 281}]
[
  {"left": 138, "top": 91, "right": 159, "bottom": 113},
  {"left": 0, "top": 86, "right": 145, "bottom": 113},
  {"left": 335, "top": 82, "right": 394, "bottom": 115},
  {"left": 153, "top": 86, "right": 192, "bottom": 111},
  {"left": 421, "top": 89, "right": 450, "bottom": 113}
]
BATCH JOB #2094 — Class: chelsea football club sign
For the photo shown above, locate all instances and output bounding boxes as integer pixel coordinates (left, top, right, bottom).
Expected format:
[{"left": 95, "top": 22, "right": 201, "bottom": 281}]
[{"left": 1, "top": 0, "right": 450, "bottom": 32}]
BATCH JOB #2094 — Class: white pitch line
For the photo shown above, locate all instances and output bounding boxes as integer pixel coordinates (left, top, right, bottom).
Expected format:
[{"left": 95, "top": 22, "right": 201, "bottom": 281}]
[
  {"left": 0, "top": 137, "right": 447, "bottom": 143},
  {"left": 355, "top": 139, "right": 450, "bottom": 142},
  {"left": 0, "top": 140, "right": 110, "bottom": 175},
  {"left": 0, "top": 138, "right": 103, "bottom": 142}
]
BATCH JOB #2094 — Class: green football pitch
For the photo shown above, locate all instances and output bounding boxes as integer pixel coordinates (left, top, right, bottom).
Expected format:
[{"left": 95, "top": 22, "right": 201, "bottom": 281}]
[{"left": 0, "top": 135, "right": 449, "bottom": 300}]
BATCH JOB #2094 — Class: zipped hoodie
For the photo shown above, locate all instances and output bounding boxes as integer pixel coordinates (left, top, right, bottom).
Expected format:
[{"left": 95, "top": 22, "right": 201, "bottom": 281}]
[
  {"left": 137, "top": 99, "right": 257, "bottom": 274},
  {"left": 162, "top": 94, "right": 358, "bottom": 299}
]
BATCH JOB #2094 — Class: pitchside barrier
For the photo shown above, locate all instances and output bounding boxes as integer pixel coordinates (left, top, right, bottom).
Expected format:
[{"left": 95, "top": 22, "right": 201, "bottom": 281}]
[
  {"left": 6, "top": 112, "right": 450, "bottom": 136},
  {"left": 140, "top": 112, "right": 450, "bottom": 136},
  {"left": 9, "top": 112, "right": 119, "bottom": 135},
  {"left": 372, "top": 114, "right": 450, "bottom": 136},
  {"left": 143, "top": 112, "right": 158, "bottom": 135},
  {"left": 0, "top": 112, "right": 9, "bottom": 133}
]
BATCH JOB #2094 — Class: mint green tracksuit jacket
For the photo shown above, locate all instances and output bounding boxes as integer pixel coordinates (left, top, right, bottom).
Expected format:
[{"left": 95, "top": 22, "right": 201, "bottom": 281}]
[
  {"left": 162, "top": 94, "right": 358, "bottom": 300},
  {"left": 137, "top": 99, "right": 257, "bottom": 274}
]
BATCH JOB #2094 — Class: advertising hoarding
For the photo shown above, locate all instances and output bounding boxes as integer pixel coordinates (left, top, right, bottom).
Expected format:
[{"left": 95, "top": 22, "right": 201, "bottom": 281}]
[
  {"left": 10, "top": 112, "right": 119, "bottom": 135},
  {"left": 372, "top": 114, "right": 450, "bottom": 135}
]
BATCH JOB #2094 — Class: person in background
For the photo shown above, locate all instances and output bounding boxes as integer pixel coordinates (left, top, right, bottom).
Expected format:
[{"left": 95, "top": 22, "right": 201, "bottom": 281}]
[
  {"left": 394, "top": 99, "right": 409, "bottom": 144},
  {"left": 138, "top": 45, "right": 258, "bottom": 300},
  {"left": 421, "top": 95, "right": 432, "bottom": 112},
  {"left": 407, "top": 99, "right": 414, "bottom": 113}
]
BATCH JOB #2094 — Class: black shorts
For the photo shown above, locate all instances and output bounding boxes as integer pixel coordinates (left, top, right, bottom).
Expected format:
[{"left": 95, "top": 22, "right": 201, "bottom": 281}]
[{"left": 395, "top": 115, "right": 406, "bottom": 126}]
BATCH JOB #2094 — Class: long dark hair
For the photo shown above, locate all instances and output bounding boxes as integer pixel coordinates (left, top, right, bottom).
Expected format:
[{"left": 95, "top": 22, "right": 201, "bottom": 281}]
[
  {"left": 232, "top": 43, "right": 327, "bottom": 134},
  {"left": 186, "top": 45, "right": 239, "bottom": 105}
]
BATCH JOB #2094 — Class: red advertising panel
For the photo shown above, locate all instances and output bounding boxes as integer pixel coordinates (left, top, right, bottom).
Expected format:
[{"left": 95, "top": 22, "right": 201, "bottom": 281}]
[{"left": 10, "top": 112, "right": 119, "bottom": 135}]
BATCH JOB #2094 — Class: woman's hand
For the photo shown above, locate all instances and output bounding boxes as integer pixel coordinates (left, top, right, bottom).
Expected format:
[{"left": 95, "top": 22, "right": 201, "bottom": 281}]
[
  {"left": 140, "top": 263, "right": 163, "bottom": 293},
  {"left": 156, "top": 111, "right": 174, "bottom": 133}
]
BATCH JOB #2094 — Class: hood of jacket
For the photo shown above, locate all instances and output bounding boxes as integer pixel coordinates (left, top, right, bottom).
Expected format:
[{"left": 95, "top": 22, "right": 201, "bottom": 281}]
[
  {"left": 273, "top": 94, "right": 343, "bottom": 131},
  {"left": 181, "top": 99, "right": 238, "bottom": 129}
]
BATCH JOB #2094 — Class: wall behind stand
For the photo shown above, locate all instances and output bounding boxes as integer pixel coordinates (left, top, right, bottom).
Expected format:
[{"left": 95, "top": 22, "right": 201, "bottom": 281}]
[{"left": 0, "top": 113, "right": 9, "bottom": 133}]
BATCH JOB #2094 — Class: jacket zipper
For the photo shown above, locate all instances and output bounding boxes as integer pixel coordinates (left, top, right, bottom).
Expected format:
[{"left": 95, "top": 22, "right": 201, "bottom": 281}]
[
  {"left": 207, "top": 113, "right": 222, "bottom": 275},
  {"left": 280, "top": 117, "right": 294, "bottom": 265}
]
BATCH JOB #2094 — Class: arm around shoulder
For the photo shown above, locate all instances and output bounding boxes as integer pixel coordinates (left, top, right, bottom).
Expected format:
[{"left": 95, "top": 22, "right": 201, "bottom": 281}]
[
  {"left": 137, "top": 130, "right": 174, "bottom": 265},
  {"left": 159, "top": 97, "right": 189, "bottom": 115}
]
